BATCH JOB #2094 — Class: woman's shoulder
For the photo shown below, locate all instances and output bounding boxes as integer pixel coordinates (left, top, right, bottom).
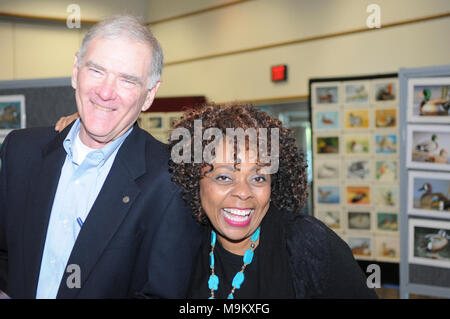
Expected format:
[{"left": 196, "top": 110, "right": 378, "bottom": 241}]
[{"left": 279, "top": 209, "right": 377, "bottom": 298}]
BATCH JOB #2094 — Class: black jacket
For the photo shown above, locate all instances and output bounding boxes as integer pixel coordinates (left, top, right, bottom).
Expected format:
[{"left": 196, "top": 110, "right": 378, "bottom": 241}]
[
  {"left": 0, "top": 123, "right": 203, "bottom": 298},
  {"left": 282, "top": 209, "right": 378, "bottom": 298}
]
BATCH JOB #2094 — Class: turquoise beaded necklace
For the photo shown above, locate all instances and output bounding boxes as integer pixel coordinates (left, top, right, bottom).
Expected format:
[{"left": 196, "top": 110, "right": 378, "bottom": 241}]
[{"left": 208, "top": 227, "right": 260, "bottom": 299}]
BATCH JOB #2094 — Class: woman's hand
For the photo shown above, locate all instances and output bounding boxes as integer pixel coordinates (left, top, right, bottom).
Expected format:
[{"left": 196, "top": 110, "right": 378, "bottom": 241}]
[{"left": 55, "top": 112, "right": 79, "bottom": 132}]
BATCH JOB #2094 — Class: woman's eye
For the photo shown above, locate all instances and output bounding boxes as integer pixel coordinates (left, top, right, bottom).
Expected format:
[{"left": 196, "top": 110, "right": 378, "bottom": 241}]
[
  {"left": 214, "top": 175, "right": 232, "bottom": 183},
  {"left": 252, "top": 175, "right": 267, "bottom": 183}
]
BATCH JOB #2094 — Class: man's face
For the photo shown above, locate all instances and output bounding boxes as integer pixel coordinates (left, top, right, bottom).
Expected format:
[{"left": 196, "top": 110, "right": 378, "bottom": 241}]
[{"left": 72, "top": 36, "right": 159, "bottom": 148}]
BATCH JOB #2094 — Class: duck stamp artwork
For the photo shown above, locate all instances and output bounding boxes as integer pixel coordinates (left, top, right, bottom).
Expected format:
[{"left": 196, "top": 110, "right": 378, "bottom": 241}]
[
  {"left": 408, "top": 77, "right": 450, "bottom": 123},
  {"left": 344, "top": 83, "right": 370, "bottom": 105},
  {"left": 344, "top": 109, "right": 370, "bottom": 129},
  {"left": 409, "top": 219, "right": 450, "bottom": 269},
  {"left": 408, "top": 171, "right": 450, "bottom": 219},
  {"left": 407, "top": 125, "right": 450, "bottom": 170},
  {"left": 0, "top": 95, "right": 26, "bottom": 135},
  {"left": 314, "top": 110, "right": 340, "bottom": 130},
  {"left": 344, "top": 134, "right": 370, "bottom": 155},
  {"left": 375, "top": 108, "right": 397, "bottom": 128},
  {"left": 346, "top": 186, "right": 371, "bottom": 205},
  {"left": 376, "top": 212, "right": 398, "bottom": 232}
]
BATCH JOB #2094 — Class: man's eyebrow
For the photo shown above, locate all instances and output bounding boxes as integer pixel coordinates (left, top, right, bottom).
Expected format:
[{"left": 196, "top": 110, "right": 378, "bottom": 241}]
[
  {"left": 85, "top": 60, "right": 143, "bottom": 85},
  {"left": 119, "top": 72, "right": 143, "bottom": 85},
  {"left": 86, "top": 61, "right": 106, "bottom": 71}
]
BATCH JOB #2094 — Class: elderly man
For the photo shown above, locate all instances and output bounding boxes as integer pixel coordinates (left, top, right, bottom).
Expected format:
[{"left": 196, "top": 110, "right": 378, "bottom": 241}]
[{"left": 0, "top": 15, "right": 202, "bottom": 299}]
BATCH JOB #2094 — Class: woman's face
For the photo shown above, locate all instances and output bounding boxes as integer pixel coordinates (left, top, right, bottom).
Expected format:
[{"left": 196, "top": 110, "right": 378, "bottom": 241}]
[{"left": 199, "top": 141, "right": 271, "bottom": 248}]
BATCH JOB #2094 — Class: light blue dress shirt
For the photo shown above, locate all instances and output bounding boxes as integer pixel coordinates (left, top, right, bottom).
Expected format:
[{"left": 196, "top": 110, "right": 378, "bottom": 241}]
[{"left": 35, "top": 119, "right": 132, "bottom": 299}]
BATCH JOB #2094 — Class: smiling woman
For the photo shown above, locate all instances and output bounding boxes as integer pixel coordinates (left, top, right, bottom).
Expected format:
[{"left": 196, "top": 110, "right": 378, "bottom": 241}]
[{"left": 169, "top": 103, "right": 378, "bottom": 299}]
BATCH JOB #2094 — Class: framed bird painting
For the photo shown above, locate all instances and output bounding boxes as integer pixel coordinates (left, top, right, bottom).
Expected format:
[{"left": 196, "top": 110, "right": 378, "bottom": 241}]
[
  {"left": 407, "top": 125, "right": 450, "bottom": 171},
  {"left": 408, "top": 170, "right": 450, "bottom": 220},
  {"left": 0, "top": 95, "right": 26, "bottom": 136},
  {"left": 407, "top": 77, "right": 450, "bottom": 123}
]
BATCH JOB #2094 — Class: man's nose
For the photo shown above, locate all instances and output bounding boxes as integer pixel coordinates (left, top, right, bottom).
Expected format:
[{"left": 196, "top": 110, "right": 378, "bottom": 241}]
[{"left": 96, "top": 75, "right": 117, "bottom": 100}]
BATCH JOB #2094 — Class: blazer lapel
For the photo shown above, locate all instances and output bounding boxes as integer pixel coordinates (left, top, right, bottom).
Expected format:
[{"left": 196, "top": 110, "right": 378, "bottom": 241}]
[
  {"left": 22, "top": 126, "right": 72, "bottom": 298},
  {"left": 57, "top": 125, "right": 147, "bottom": 298}
]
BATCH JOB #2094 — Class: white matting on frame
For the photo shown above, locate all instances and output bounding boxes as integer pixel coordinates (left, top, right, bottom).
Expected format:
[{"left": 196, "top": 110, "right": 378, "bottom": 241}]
[
  {"left": 407, "top": 77, "right": 450, "bottom": 124},
  {"left": 409, "top": 218, "right": 450, "bottom": 269},
  {"left": 0, "top": 95, "right": 26, "bottom": 136},
  {"left": 406, "top": 124, "right": 450, "bottom": 171},
  {"left": 408, "top": 170, "right": 450, "bottom": 220}
]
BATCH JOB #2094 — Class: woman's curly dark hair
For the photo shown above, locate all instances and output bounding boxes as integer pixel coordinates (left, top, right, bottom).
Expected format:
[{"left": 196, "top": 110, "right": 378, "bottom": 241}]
[{"left": 168, "top": 103, "right": 308, "bottom": 224}]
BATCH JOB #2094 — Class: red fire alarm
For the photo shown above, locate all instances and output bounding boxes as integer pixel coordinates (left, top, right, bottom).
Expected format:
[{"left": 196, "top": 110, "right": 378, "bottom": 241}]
[{"left": 271, "top": 65, "right": 287, "bottom": 82}]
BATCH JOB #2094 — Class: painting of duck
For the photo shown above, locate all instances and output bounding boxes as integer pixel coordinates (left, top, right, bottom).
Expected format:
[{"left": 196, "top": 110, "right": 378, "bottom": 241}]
[
  {"left": 419, "top": 87, "right": 450, "bottom": 116},
  {"left": 415, "top": 134, "right": 439, "bottom": 153},
  {"left": 417, "top": 182, "right": 450, "bottom": 211}
]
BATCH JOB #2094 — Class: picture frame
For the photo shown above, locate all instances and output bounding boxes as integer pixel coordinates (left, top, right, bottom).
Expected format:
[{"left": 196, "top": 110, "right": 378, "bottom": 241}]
[
  {"left": 344, "top": 157, "right": 372, "bottom": 181},
  {"left": 316, "top": 185, "right": 341, "bottom": 205},
  {"left": 343, "top": 134, "right": 371, "bottom": 155},
  {"left": 0, "top": 95, "right": 26, "bottom": 135},
  {"left": 314, "top": 135, "right": 340, "bottom": 155},
  {"left": 373, "top": 185, "right": 398, "bottom": 208},
  {"left": 343, "top": 108, "right": 370, "bottom": 130},
  {"left": 316, "top": 208, "right": 342, "bottom": 230},
  {"left": 347, "top": 210, "right": 372, "bottom": 231},
  {"left": 408, "top": 170, "right": 450, "bottom": 220},
  {"left": 374, "top": 108, "right": 397, "bottom": 129},
  {"left": 372, "top": 78, "right": 398, "bottom": 105},
  {"left": 167, "top": 112, "right": 184, "bottom": 130},
  {"left": 374, "top": 160, "right": 398, "bottom": 182},
  {"left": 315, "top": 159, "right": 341, "bottom": 181},
  {"left": 375, "top": 133, "right": 398, "bottom": 155},
  {"left": 407, "top": 77, "right": 450, "bottom": 123},
  {"left": 406, "top": 124, "right": 450, "bottom": 171},
  {"left": 409, "top": 218, "right": 450, "bottom": 269},
  {"left": 375, "top": 235, "right": 400, "bottom": 262},
  {"left": 346, "top": 186, "right": 371, "bottom": 205},
  {"left": 343, "top": 81, "right": 370, "bottom": 106},
  {"left": 313, "top": 108, "right": 341, "bottom": 131},
  {"left": 311, "top": 82, "right": 340, "bottom": 106},
  {"left": 376, "top": 211, "right": 399, "bottom": 233},
  {"left": 347, "top": 236, "right": 373, "bottom": 260}
]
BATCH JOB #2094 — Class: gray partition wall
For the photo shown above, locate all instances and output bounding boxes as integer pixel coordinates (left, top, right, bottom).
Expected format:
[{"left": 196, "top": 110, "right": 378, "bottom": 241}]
[
  {"left": 0, "top": 77, "right": 76, "bottom": 129},
  {"left": 399, "top": 64, "right": 450, "bottom": 299}
]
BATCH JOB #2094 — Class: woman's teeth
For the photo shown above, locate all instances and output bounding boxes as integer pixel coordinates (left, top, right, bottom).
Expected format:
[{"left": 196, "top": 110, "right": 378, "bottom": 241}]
[{"left": 222, "top": 208, "right": 254, "bottom": 221}]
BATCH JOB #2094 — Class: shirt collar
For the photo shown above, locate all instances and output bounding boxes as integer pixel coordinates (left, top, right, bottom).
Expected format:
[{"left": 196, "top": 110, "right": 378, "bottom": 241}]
[{"left": 63, "top": 118, "right": 133, "bottom": 166}]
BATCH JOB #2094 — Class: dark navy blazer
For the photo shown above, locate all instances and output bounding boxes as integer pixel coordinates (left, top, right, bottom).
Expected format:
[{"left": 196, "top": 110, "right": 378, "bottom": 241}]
[{"left": 0, "top": 122, "right": 203, "bottom": 298}]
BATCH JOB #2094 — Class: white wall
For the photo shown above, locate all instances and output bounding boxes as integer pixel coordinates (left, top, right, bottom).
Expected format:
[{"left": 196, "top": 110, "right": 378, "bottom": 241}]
[{"left": 0, "top": 0, "right": 449, "bottom": 103}]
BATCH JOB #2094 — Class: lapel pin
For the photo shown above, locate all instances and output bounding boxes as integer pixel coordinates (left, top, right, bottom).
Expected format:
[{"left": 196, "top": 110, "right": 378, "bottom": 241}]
[{"left": 122, "top": 196, "right": 130, "bottom": 204}]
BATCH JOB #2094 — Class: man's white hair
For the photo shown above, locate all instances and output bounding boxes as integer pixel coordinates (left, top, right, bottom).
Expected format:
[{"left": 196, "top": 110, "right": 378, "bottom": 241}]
[{"left": 77, "top": 14, "right": 163, "bottom": 89}]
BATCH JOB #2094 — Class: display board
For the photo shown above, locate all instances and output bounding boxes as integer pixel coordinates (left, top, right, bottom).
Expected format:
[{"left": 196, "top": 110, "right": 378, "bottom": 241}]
[
  {"left": 399, "top": 64, "right": 450, "bottom": 299},
  {"left": 310, "top": 74, "right": 400, "bottom": 264}
]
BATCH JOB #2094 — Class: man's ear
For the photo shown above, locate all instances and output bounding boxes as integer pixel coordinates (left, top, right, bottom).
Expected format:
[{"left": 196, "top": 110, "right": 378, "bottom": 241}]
[
  {"left": 71, "top": 53, "right": 79, "bottom": 90},
  {"left": 141, "top": 81, "right": 161, "bottom": 112}
]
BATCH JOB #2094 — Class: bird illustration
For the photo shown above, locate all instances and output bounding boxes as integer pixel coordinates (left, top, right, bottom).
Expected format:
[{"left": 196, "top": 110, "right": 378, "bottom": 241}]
[
  {"left": 419, "top": 87, "right": 450, "bottom": 115},
  {"left": 416, "top": 134, "right": 439, "bottom": 153},
  {"left": 348, "top": 161, "right": 369, "bottom": 179},
  {"left": 423, "top": 230, "right": 449, "bottom": 252},
  {"left": 350, "top": 140, "right": 367, "bottom": 153},
  {"left": 376, "top": 83, "right": 395, "bottom": 101},
  {"left": 376, "top": 110, "right": 396, "bottom": 127},
  {"left": 351, "top": 192, "right": 367, "bottom": 203},
  {"left": 418, "top": 183, "right": 450, "bottom": 210},
  {"left": 321, "top": 115, "right": 334, "bottom": 125},
  {"left": 318, "top": 189, "right": 332, "bottom": 202},
  {"left": 348, "top": 113, "right": 363, "bottom": 127},
  {"left": 318, "top": 164, "right": 338, "bottom": 178},
  {"left": 376, "top": 136, "right": 396, "bottom": 153}
]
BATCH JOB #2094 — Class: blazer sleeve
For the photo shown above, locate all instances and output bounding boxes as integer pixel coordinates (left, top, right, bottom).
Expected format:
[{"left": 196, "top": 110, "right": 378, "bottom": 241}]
[
  {"left": 137, "top": 188, "right": 203, "bottom": 298},
  {"left": 321, "top": 229, "right": 378, "bottom": 299},
  {"left": 0, "top": 133, "right": 10, "bottom": 292}
]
